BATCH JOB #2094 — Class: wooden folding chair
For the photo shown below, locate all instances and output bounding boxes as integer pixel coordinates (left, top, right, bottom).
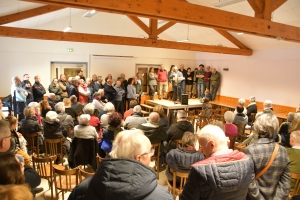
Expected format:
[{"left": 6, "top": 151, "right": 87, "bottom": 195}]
[
  {"left": 289, "top": 172, "right": 300, "bottom": 200},
  {"left": 32, "top": 154, "right": 57, "bottom": 200},
  {"left": 151, "top": 142, "right": 161, "bottom": 179},
  {"left": 167, "top": 168, "right": 189, "bottom": 199},
  {"left": 23, "top": 132, "right": 40, "bottom": 155},
  {"left": 78, "top": 165, "right": 95, "bottom": 182},
  {"left": 96, "top": 153, "right": 105, "bottom": 169},
  {"left": 248, "top": 112, "right": 257, "bottom": 130},
  {"left": 173, "top": 139, "right": 183, "bottom": 149},
  {"left": 53, "top": 165, "right": 78, "bottom": 200},
  {"left": 235, "top": 124, "right": 247, "bottom": 142},
  {"left": 44, "top": 138, "right": 65, "bottom": 165}
]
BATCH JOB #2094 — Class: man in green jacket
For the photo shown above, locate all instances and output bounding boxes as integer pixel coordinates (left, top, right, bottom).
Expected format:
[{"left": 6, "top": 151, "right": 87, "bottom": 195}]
[
  {"left": 210, "top": 68, "right": 220, "bottom": 101},
  {"left": 288, "top": 130, "right": 300, "bottom": 191}
]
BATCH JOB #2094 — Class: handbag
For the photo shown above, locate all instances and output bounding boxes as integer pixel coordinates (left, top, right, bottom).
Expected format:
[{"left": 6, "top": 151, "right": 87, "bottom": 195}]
[
  {"left": 255, "top": 143, "right": 279, "bottom": 179},
  {"left": 100, "top": 138, "right": 112, "bottom": 153}
]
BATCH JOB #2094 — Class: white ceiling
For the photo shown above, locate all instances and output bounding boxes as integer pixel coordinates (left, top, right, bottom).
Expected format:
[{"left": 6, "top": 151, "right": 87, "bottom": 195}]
[{"left": 1, "top": 0, "right": 300, "bottom": 50}]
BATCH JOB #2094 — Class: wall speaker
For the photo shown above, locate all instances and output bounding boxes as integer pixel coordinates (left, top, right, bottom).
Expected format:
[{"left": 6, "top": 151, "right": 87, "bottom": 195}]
[
  {"left": 223, "top": 68, "right": 229, "bottom": 71},
  {"left": 181, "top": 94, "right": 189, "bottom": 105}
]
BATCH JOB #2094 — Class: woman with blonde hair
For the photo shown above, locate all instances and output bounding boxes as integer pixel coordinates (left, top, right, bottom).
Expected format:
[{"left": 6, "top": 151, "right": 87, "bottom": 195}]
[
  {"left": 153, "top": 104, "right": 168, "bottom": 131},
  {"left": 85, "top": 129, "right": 173, "bottom": 200}
]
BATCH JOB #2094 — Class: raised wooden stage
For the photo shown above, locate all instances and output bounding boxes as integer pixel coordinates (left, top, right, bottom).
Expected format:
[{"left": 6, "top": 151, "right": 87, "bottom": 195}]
[{"left": 145, "top": 99, "right": 203, "bottom": 117}]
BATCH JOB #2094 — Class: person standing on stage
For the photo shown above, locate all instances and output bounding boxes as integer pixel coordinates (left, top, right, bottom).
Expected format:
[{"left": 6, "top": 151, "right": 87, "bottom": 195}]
[
  {"left": 203, "top": 66, "right": 212, "bottom": 95},
  {"left": 11, "top": 76, "right": 28, "bottom": 120},
  {"left": 169, "top": 66, "right": 183, "bottom": 102},
  {"left": 179, "top": 64, "right": 187, "bottom": 95},
  {"left": 157, "top": 65, "right": 168, "bottom": 100},
  {"left": 148, "top": 67, "right": 157, "bottom": 101}
]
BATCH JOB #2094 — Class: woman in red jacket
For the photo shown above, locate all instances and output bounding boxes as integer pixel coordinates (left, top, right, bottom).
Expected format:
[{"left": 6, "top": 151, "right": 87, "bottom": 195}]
[{"left": 78, "top": 79, "right": 90, "bottom": 104}]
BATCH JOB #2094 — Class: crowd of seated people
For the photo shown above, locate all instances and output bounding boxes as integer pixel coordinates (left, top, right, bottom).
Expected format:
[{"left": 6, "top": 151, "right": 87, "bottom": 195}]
[{"left": 3, "top": 69, "right": 300, "bottom": 200}]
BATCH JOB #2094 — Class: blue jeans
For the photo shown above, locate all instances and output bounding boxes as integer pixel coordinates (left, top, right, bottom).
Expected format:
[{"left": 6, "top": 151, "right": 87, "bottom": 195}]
[
  {"left": 197, "top": 83, "right": 203, "bottom": 98},
  {"left": 172, "top": 85, "right": 182, "bottom": 101},
  {"left": 211, "top": 84, "right": 219, "bottom": 101},
  {"left": 181, "top": 80, "right": 186, "bottom": 94}
]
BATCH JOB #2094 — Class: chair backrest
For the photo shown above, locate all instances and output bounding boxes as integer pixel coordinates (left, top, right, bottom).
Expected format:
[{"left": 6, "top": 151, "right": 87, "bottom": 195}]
[
  {"left": 290, "top": 172, "right": 300, "bottom": 197},
  {"left": 173, "top": 139, "right": 183, "bottom": 148},
  {"left": 32, "top": 154, "right": 57, "bottom": 178},
  {"left": 249, "top": 112, "right": 257, "bottom": 125},
  {"left": 151, "top": 142, "right": 161, "bottom": 179},
  {"left": 235, "top": 124, "right": 246, "bottom": 136},
  {"left": 44, "top": 138, "right": 64, "bottom": 157},
  {"left": 169, "top": 168, "right": 189, "bottom": 199},
  {"left": 96, "top": 153, "right": 105, "bottom": 169},
  {"left": 53, "top": 165, "right": 78, "bottom": 192},
  {"left": 187, "top": 110, "right": 195, "bottom": 117},
  {"left": 23, "top": 132, "right": 40, "bottom": 155},
  {"left": 228, "top": 136, "right": 237, "bottom": 149},
  {"left": 78, "top": 165, "right": 95, "bottom": 182}
]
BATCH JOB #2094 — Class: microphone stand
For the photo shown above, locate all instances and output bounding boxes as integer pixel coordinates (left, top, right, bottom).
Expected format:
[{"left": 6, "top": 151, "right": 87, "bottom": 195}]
[{"left": 174, "top": 74, "right": 180, "bottom": 105}]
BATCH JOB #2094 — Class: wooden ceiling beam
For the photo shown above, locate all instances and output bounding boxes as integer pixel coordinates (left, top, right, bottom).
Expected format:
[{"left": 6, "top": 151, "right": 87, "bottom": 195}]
[
  {"left": 272, "top": 0, "right": 287, "bottom": 11},
  {"left": 0, "top": 5, "right": 64, "bottom": 25},
  {"left": 0, "top": 26, "right": 252, "bottom": 56},
  {"left": 126, "top": 15, "right": 150, "bottom": 35},
  {"left": 23, "top": 0, "right": 300, "bottom": 43},
  {"left": 214, "top": 29, "right": 249, "bottom": 49},
  {"left": 149, "top": 18, "right": 158, "bottom": 39},
  {"left": 157, "top": 21, "right": 176, "bottom": 35},
  {"left": 263, "top": 0, "right": 272, "bottom": 21},
  {"left": 247, "top": 0, "right": 264, "bottom": 14}
]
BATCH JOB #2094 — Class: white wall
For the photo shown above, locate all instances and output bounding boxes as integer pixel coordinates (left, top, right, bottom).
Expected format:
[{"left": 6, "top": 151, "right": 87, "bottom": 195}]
[
  {"left": 196, "top": 48, "right": 300, "bottom": 107},
  {"left": 0, "top": 37, "right": 196, "bottom": 97}
]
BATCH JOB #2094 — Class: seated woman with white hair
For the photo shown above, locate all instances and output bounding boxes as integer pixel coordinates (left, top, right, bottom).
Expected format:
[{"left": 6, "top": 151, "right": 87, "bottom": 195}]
[
  {"left": 28, "top": 102, "right": 42, "bottom": 125},
  {"left": 84, "top": 129, "right": 173, "bottom": 200},
  {"left": 43, "top": 111, "right": 70, "bottom": 155},
  {"left": 92, "top": 90, "right": 106, "bottom": 112},
  {"left": 100, "top": 102, "right": 115, "bottom": 129},
  {"left": 244, "top": 112, "right": 290, "bottom": 199},
  {"left": 83, "top": 103, "right": 100, "bottom": 131},
  {"left": 74, "top": 114, "right": 98, "bottom": 139},
  {"left": 55, "top": 102, "right": 74, "bottom": 130}
]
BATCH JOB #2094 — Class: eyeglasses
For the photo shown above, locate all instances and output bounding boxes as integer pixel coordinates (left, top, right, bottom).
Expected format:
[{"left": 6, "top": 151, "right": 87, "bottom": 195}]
[
  {"left": 1, "top": 134, "right": 12, "bottom": 141},
  {"left": 140, "top": 148, "right": 155, "bottom": 157}
]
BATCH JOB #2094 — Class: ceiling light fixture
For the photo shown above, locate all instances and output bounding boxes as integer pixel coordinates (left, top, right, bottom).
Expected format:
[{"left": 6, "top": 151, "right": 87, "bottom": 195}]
[
  {"left": 212, "top": 0, "right": 246, "bottom": 8},
  {"left": 63, "top": 8, "right": 72, "bottom": 32},
  {"left": 177, "top": 25, "right": 190, "bottom": 42},
  {"left": 237, "top": 32, "right": 244, "bottom": 35},
  {"left": 83, "top": 10, "right": 98, "bottom": 18}
]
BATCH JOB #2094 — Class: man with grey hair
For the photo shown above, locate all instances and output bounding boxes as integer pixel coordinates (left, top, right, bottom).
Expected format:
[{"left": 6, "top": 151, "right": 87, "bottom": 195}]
[
  {"left": 138, "top": 112, "right": 167, "bottom": 145},
  {"left": 0, "top": 120, "right": 12, "bottom": 152},
  {"left": 11, "top": 76, "right": 28, "bottom": 120},
  {"left": 256, "top": 99, "right": 273, "bottom": 118},
  {"left": 180, "top": 125, "right": 253, "bottom": 199},
  {"left": 55, "top": 102, "right": 74, "bottom": 130},
  {"left": 68, "top": 77, "right": 79, "bottom": 98},
  {"left": 47, "top": 93, "right": 56, "bottom": 111},
  {"left": 244, "top": 112, "right": 290, "bottom": 199},
  {"left": 124, "top": 105, "right": 147, "bottom": 129},
  {"left": 166, "top": 110, "right": 194, "bottom": 152},
  {"left": 169, "top": 66, "right": 183, "bottom": 102},
  {"left": 210, "top": 68, "right": 220, "bottom": 101},
  {"left": 276, "top": 112, "right": 296, "bottom": 147},
  {"left": 287, "top": 130, "right": 300, "bottom": 191}
]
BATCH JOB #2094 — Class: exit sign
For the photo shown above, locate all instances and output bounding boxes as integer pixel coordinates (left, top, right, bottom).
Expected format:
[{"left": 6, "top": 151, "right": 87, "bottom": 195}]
[{"left": 67, "top": 48, "right": 74, "bottom": 52}]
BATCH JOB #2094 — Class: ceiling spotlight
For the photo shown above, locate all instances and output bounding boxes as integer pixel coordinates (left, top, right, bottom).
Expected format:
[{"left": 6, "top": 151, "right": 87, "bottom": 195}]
[
  {"left": 237, "top": 32, "right": 244, "bottom": 35},
  {"left": 177, "top": 25, "right": 190, "bottom": 43},
  {"left": 177, "top": 39, "right": 189, "bottom": 42},
  {"left": 63, "top": 26, "right": 72, "bottom": 32},
  {"left": 83, "top": 10, "right": 98, "bottom": 18},
  {"left": 63, "top": 8, "right": 72, "bottom": 32}
]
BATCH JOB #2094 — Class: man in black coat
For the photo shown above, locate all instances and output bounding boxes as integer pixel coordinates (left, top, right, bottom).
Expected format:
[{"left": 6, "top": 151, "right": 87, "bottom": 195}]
[
  {"left": 68, "top": 78, "right": 79, "bottom": 99},
  {"left": 104, "top": 78, "right": 116, "bottom": 104},
  {"left": 32, "top": 75, "right": 46, "bottom": 102}
]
